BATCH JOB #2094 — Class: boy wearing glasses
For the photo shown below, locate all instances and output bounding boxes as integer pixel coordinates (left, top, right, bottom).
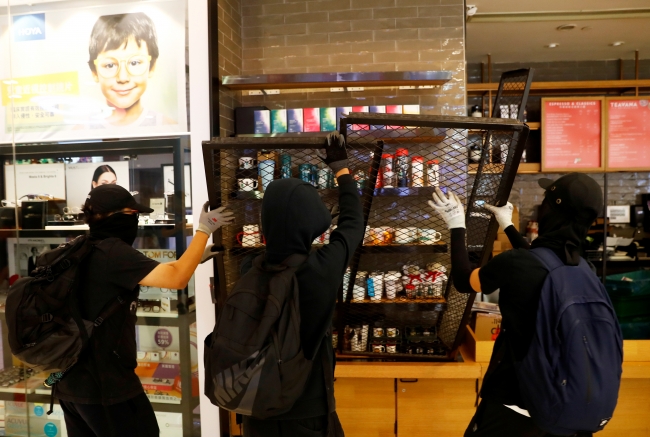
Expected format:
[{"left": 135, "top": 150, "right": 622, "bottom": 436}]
[{"left": 88, "top": 13, "right": 174, "bottom": 128}]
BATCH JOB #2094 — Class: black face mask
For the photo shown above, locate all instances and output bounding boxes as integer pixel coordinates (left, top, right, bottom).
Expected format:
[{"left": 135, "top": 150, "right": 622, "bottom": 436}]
[{"left": 89, "top": 213, "right": 139, "bottom": 245}]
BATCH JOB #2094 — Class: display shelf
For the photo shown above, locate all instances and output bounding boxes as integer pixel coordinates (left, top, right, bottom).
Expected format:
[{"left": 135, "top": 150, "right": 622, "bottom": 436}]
[
  {"left": 337, "top": 351, "right": 448, "bottom": 361},
  {"left": 237, "top": 130, "right": 446, "bottom": 146},
  {"left": 468, "top": 163, "right": 541, "bottom": 174},
  {"left": 231, "top": 187, "right": 440, "bottom": 200},
  {"left": 349, "top": 297, "right": 446, "bottom": 305},
  {"left": 221, "top": 71, "right": 452, "bottom": 90},
  {"left": 468, "top": 79, "right": 650, "bottom": 96},
  {"left": 229, "top": 242, "right": 448, "bottom": 255},
  {"left": 136, "top": 311, "right": 196, "bottom": 327}
]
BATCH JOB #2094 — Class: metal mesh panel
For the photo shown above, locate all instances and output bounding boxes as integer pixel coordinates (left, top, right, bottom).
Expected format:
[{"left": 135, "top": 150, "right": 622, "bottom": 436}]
[
  {"left": 202, "top": 113, "right": 528, "bottom": 362},
  {"left": 492, "top": 69, "right": 533, "bottom": 121}
]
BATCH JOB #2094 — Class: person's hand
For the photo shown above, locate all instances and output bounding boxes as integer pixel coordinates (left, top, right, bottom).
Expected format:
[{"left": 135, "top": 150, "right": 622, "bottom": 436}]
[
  {"left": 428, "top": 188, "right": 465, "bottom": 229},
  {"left": 197, "top": 202, "right": 234, "bottom": 235},
  {"left": 318, "top": 132, "right": 348, "bottom": 175},
  {"left": 200, "top": 244, "right": 221, "bottom": 264},
  {"left": 483, "top": 202, "right": 514, "bottom": 230}
]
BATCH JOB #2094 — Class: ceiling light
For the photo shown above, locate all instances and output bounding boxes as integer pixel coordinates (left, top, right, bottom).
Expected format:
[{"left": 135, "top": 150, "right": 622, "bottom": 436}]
[
  {"left": 557, "top": 24, "right": 576, "bottom": 31},
  {"left": 611, "top": 41, "right": 625, "bottom": 47},
  {"left": 546, "top": 43, "right": 560, "bottom": 48}
]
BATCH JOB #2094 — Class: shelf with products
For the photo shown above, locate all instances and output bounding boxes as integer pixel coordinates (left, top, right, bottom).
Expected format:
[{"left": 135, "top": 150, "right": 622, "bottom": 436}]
[
  {"left": 468, "top": 162, "right": 542, "bottom": 175},
  {"left": 221, "top": 71, "right": 453, "bottom": 91},
  {"left": 467, "top": 79, "right": 650, "bottom": 96},
  {"left": 232, "top": 187, "right": 444, "bottom": 200},
  {"left": 228, "top": 242, "right": 448, "bottom": 256},
  {"left": 204, "top": 113, "right": 526, "bottom": 362},
  {"left": 0, "top": 136, "right": 199, "bottom": 435}
]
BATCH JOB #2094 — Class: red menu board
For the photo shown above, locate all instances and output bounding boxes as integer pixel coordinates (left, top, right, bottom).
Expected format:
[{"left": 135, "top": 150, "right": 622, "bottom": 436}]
[
  {"left": 607, "top": 98, "right": 650, "bottom": 170},
  {"left": 542, "top": 98, "right": 604, "bottom": 171}
]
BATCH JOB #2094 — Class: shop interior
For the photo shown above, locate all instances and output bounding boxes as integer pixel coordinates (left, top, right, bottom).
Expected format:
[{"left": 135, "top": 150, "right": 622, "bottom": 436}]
[{"left": 0, "top": 0, "right": 649, "bottom": 436}]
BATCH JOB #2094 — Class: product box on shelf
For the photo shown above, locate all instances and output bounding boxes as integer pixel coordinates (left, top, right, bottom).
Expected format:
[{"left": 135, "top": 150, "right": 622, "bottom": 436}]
[
  {"left": 369, "top": 106, "right": 386, "bottom": 113},
  {"left": 351, "top": 106, "right": 369, "bottom": 131},
  {"left": 385, "top": 105, "right": 404, "bottom": 129},
  {"left": 471, "top": 312, "right": 502, "bottom": 341},
  {"left": 303, "top": 108, "right": 321, "bottom": 132},
  {"left": 320, "top": 107, "right": 336, "bottom": 131},
  {"left": 336, "top": 107, "right": 352, "bottom": 130},
  {"left": 235, "top": 106, "right": 268, "bottom": 135},
  {"left": 254, "top": 110, "right": 271, "bottom": 134},
  {"left": 287, "top": 108, "right": 304, "bottom": 133},
  {"left": 271, "top": 109, "right": 287, "bottom": 133},
  {"left": 403, "top": 104, "right": 420, "bottom": 115},
  {"left": 5, "top": 402, "right": 67, "bottom": 437}
]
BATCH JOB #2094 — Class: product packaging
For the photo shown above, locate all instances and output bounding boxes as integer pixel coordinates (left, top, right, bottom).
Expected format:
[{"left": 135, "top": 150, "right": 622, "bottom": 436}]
[
  {"left": 336, "top": 106, "right": 352, "bottom": 130},
  {"left": 351, "top": 106, "right": 369, "bottom": 131},
  {"left": 320, "top": 107, "right": 337, "bottom": 131},
  {"left": 472, "top": 312, "right": 503, "bottom": 341},
  {"left": 287, "top": 108, "right": 304, "bottom": 133},
  {"left": 385, "top": 105, "right": 404, "bottom": 129},
  {"left": 303, "top": 108, "right": 321, "bottom": 132},
  {"left": 271, "top": 109, "right": 287, "bottom": 133},
  {"left": 253, "top": 110, "right": 270, "bottom": 134}
]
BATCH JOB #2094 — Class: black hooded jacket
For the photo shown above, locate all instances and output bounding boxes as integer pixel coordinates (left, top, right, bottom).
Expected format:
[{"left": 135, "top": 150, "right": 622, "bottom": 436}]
[{"left": 244, "top": 174, "right": 363, "bottom": 419}]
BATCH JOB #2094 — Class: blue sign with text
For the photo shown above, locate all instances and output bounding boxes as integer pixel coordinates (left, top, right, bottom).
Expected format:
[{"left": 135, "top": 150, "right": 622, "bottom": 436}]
[{"left": 13, "top": 13, "right": 45, "bottom": 42}]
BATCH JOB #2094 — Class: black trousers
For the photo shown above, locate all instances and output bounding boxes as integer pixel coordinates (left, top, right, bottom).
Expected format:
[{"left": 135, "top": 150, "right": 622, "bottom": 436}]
[
  {"left": 59, "top": 392, "right": 159, "bottom": 437},
  {"left": 465, "top": 400, "right": 594, "bottom": 437},
  {"left": 243, "top": 415, "right": 329, "bottom": 437}
]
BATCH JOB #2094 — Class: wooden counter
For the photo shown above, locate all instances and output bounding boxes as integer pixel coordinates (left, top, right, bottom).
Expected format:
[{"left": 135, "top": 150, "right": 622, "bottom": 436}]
[{"left": 334, "top": 340, "right": 650, "bottom": 437}]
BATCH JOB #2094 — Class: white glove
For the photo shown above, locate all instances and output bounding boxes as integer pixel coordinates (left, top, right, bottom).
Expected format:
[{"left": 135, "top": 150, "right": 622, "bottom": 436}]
[
  {"left": 483, "top": 202, "right": 514, "bottom": 230},
  {"left": 428, "top": 188, "right": 465, "bottom": 229},
  {"left": 197, "top": 202, "right": 234, "bottom": 236},
  {"left": 200, "top": 244, "right": 220, "bottom": 264}
]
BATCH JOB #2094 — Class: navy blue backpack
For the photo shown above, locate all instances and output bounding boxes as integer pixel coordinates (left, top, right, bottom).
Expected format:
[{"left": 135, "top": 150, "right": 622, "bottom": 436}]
[{"left": 517, "top": 247, "right": 623, "bottom": 435}]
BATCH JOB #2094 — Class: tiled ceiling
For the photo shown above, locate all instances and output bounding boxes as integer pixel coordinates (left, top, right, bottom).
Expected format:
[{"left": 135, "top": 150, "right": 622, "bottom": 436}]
[{"left": 466, "top": 0, "right": 650, "bottom": 63}]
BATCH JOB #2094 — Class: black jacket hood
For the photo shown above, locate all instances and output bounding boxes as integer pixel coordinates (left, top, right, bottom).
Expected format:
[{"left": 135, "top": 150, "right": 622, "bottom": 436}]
[{"left": 262, "top": 178, "right": 332, "bottom": 264}]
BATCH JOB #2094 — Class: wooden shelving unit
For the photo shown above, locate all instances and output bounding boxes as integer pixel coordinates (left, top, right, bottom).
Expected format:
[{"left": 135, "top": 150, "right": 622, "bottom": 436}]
[
  {"left": 468, "top": 79, "right": 650, "bottom": 96},
  {"left": 222, "top": 71, "right": 453, "bottom": 91},
  {"left": 468, "top": 163, "right": 541, "bottom": 175}
]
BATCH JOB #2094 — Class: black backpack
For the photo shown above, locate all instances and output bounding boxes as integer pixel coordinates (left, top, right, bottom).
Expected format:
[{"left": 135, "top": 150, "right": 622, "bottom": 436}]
[
  {"left": 6, "top": 235, "right": 132, "bottom": 373},
  {"left": 204, "top": 253, "right": 312, "bottom": 419}
]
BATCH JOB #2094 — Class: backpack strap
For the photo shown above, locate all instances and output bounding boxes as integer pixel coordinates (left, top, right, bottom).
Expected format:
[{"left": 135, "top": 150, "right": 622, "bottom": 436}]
[
  {"left": 93, "top": 289, "right": 136, "bottom": 327},
  {"left": 530, "top": 247, "right": 565, "bottom": 272}
]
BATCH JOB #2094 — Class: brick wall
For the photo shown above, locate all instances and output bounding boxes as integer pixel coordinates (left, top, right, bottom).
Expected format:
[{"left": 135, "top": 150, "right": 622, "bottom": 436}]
[
  {"left": 237, "top": 0, "right": 467, "bottom": 115},
  {"left": 217, "top": 0, "right": 243, "bottom": 137}
]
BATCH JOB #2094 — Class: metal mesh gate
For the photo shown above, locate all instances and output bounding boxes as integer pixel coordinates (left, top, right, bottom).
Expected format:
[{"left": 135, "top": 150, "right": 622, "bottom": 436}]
[{"left": 203, "top": 113, "right": 529, "bottom": 361}]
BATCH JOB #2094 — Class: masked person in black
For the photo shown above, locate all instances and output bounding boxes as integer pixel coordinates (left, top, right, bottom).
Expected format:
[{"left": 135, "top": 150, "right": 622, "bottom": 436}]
[
  {"left": 241, "top": 133, "right": 364, "bottom": 437},
  {"left": 56, "top": 184, "right": 233, "bottom": 437},
  {"left": 429, "top": 173, "right": 602, "bottom": 437}
]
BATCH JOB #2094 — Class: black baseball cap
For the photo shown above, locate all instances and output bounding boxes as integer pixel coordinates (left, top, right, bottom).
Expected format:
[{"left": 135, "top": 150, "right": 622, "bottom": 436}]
[
  {"left": 538, "top": 173, "right": 603, "bottom": 218},
  {"left": 84, "top": 184, "right": 154, "bottom": 214}
]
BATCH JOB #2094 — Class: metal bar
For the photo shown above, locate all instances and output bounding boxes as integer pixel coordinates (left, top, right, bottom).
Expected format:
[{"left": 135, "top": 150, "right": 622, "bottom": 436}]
[
  {"left": 207, "top": 0, "right": 220, "bottom": 138},
  {"left": 602, "top": 172, "right": 608, "bottom": 284}
]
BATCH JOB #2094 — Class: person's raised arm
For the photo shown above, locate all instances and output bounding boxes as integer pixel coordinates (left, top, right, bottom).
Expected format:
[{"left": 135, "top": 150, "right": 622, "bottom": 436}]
[
  {"left": 428, "top": 189, "right": 481, "bottom": 294},
  {"left": 484, "top": 202, "right": 530, "bottom": 249},
  {"left": 139, "top": 203, "right": 233, "bottom": 289}
]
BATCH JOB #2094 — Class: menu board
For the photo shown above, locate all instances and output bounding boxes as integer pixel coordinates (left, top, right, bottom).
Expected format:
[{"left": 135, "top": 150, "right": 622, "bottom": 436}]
[
  {"left": 606, "top": 98, "right": 650, "bottom": 170},
  {"left": 542, "top": 98, "right": 604, "bottom": 171}
]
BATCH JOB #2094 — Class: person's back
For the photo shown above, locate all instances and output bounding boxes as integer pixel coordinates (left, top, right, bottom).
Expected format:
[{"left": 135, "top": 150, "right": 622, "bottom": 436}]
[
  {"left": 241, "top": 134, "right": 363, "bottom": 436},
  {"left": 428, "top": 173, "right": 615, "bottom": 437}
]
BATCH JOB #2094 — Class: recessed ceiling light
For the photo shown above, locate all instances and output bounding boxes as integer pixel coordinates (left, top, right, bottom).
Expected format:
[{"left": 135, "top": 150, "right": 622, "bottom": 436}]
[
  {"left": 546, "top": 43, "right": 560, "bottom": 48},
  {"left": 557, "top": 24, "right": 577, "bottom": 31},
  {"left": 581, "top": 26, "right": 592, "bottom": 31},
  {"left": 611, "top": 41, "right": 625, "bottom": 47}
]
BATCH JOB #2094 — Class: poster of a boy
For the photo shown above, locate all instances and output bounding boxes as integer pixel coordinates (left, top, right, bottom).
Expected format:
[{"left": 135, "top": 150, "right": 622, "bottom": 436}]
[{"left": 88, "top": 13, "right": 174, "bottom": 127}]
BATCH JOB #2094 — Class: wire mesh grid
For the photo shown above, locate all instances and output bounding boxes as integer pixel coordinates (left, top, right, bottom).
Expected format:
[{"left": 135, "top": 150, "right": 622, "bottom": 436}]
[
  {"left": 202, "top": 113, "right": 528, "bottom": 361},
  {"left": 492, "top": 69, "right": 533, "bottom": 121}
]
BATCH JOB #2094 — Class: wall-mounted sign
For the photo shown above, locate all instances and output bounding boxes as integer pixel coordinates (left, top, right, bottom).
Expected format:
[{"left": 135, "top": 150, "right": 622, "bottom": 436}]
[
  {"left": 0, "top": 0, "right": 187, "bottom": 143},
  {"left": 606, "top": 98, "right": 650, "bottom": 171},
  {"left": 541, "top": 97, "right": 604, "bottom": 172}
]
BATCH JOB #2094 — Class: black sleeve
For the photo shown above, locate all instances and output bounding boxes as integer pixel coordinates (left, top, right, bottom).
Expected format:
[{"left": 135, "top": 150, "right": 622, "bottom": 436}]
[
  {"left": 299, "top": 174, "right": 364, "bottom": 359},
  {"left": 478, "top": 250, "right": 519, "bottom": 294},
  {"left": 450, "top": 228, "right": 476, "bottom": 294},
  {"left": 107, "top": 241, "right": 160, "bottom": 290},
  {"left": 505, "top": 225, "right": 530, "bottom": 249},
  {"left": 311, "top": 174, "right": 364, "bottom": 274}
]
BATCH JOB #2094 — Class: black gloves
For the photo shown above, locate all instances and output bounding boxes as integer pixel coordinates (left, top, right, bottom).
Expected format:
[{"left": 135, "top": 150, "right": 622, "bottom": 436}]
[{"left": 319, "top": 132, "right": 349, "bottom": 175}]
